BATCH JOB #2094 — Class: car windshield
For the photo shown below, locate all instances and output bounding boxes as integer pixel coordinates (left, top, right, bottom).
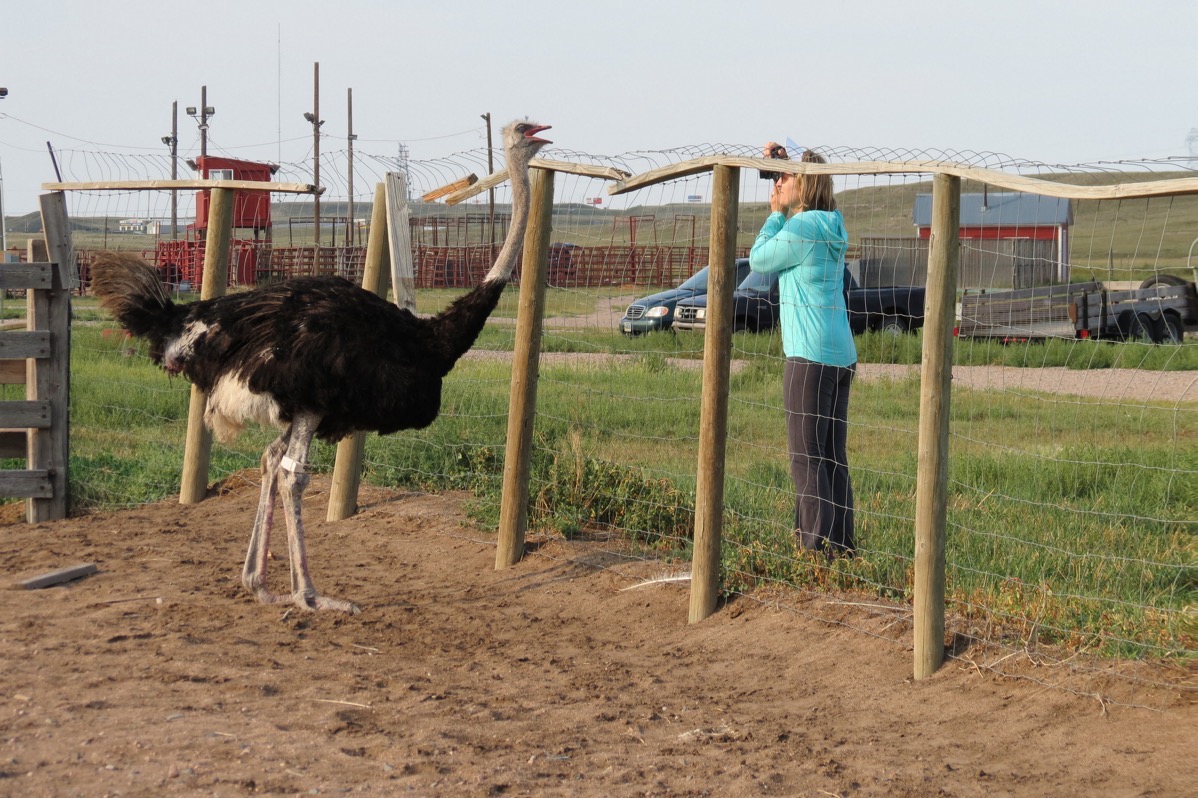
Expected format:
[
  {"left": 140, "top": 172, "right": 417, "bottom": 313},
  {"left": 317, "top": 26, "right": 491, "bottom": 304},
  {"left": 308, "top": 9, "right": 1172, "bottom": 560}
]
[
  {"left": 678, "top": 266, "right": 710, "bottom": 291},
  {"left": 738, "top": 270, "right": 776, "bottom": 292}
]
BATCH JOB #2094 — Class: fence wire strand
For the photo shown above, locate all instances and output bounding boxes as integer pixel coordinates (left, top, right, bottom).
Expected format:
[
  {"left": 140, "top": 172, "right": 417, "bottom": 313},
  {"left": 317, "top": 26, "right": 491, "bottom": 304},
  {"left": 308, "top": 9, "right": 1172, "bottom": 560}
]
[{"left": 7, "top": 138, "right": 1194, "bottom": 709}]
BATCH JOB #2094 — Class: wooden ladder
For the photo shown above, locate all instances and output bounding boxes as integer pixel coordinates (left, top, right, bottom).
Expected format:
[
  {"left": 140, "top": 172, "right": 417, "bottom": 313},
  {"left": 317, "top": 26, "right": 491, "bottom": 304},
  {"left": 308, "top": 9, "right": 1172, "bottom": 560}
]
[{"left": 0, "top": 193, "right": 74, "bottom": 521}]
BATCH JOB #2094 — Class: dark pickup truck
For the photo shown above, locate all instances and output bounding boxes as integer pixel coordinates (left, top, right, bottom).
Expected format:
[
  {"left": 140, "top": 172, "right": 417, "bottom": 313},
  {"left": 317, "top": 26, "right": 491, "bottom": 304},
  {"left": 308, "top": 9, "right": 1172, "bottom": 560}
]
[{"left": 674, "top": 268, "right": 926, "bottom": 335}]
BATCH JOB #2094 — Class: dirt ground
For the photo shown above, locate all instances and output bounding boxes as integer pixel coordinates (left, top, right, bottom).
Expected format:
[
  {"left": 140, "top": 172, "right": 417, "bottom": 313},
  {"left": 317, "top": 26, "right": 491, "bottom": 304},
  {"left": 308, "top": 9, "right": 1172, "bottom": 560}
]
[{"left": 1, "top": 472, "right": 1193, "bottom": 798}]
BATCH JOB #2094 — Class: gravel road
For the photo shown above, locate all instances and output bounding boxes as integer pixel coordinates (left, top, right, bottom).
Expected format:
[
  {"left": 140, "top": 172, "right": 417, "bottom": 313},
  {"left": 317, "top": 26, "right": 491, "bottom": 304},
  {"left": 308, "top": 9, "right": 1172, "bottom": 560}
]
[
  {"left": 479, "top": 291, "right": 1196, "bottom": 405},
  {"left": 857, "top": 363, "right": 1196, "bottom": 404},
  {"left": 465, "top": 349, "right": 1195, "bottom": 405}
]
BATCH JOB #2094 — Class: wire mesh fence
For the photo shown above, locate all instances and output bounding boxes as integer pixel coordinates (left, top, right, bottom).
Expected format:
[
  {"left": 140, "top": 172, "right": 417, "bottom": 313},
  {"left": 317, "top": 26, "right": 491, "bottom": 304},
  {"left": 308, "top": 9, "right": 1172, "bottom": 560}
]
[{"left": 4, "top": 136, "right": 1195, "bottom": 708}]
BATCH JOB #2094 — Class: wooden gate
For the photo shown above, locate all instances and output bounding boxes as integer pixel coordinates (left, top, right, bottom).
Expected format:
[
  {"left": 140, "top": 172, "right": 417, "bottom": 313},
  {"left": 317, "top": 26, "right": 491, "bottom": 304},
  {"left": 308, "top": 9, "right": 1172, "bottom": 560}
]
[{"left": 0, "top": 193, "right": 74, "bottom": 521}]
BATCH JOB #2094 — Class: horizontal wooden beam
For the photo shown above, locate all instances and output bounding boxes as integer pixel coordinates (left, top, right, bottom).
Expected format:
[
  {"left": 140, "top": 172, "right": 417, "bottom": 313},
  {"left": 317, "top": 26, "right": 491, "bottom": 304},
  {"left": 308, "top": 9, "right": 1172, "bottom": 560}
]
[
  {"left": 0, "top": 331, "right": 51, "bottom": 360},
  {"left": 41, "top": 179, "right": 323, "bottom": 195},
  {"left": 0, "top": 469, "right": 52, "bottom": 498},
  {"left": 0, "top": 263, "right": 52, "bottom": 290},
  {"left": 534, "top": 158, "right": 631, "bottom": 181},
  {"left": 0, "top": 401, "right": 51, "bottom": 429},
  {"left": 420, "top": 174, "right": 478, "bottom": 202},
  {"left": 606, "top": 155, "right": 1198, "bottom": 200},
  {"left": 441, "top": 159, "right": 631, "bottom": 206}
]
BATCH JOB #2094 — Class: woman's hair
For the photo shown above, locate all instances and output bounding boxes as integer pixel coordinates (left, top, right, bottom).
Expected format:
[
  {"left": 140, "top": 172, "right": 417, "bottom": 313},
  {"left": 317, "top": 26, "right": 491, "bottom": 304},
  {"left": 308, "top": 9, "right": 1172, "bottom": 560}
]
[{"left": 798, "top": 150, "right": 836, "bottom": 212}]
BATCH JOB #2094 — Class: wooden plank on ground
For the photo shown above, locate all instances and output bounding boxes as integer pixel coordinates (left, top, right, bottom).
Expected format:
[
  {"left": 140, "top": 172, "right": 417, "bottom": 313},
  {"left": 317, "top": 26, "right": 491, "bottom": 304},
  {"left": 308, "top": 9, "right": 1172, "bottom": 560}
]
[
  {"left": 11, "top": 563, "right": 98, "bottom": 590},
  {"left": 0, "top": 469, "right": 52, "bottom": 498}
]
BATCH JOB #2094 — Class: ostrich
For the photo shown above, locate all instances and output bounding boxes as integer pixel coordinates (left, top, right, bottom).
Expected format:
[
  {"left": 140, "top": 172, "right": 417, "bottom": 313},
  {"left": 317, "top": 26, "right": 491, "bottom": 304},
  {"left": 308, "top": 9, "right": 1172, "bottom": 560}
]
[{"left": 91, "top": 119, "right": 552, "bottom": 614}]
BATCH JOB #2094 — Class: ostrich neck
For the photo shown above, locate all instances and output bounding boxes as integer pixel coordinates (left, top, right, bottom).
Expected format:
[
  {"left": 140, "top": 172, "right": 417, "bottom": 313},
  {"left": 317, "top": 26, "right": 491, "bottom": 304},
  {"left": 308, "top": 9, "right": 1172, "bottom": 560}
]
[
  {"left": 430, "top": 155, "right": 535, "bottom": 372},
  {"left": 483, "top": 158, "right": 533, "bottom": 283}
]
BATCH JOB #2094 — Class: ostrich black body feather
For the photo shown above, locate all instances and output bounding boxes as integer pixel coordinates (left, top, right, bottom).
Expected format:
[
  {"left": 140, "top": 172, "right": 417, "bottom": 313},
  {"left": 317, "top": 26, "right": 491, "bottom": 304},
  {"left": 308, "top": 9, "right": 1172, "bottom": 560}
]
[{"left": 98, "top": 268, "right": 506, "bottom": 442}]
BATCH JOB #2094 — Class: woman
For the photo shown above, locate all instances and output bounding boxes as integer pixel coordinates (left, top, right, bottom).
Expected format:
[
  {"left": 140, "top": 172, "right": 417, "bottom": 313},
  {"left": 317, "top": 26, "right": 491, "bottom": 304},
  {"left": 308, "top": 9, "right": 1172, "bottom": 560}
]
[{"left": 749, "top": 144, "right": 857, "bottom": 556}]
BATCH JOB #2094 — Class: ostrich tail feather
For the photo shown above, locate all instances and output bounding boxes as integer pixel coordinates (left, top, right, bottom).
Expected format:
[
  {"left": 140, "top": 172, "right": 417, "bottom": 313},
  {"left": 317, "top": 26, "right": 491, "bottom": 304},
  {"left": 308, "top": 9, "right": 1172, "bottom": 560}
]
[{"left": 89, "top": 252, "right": 178, "bottom": 341}]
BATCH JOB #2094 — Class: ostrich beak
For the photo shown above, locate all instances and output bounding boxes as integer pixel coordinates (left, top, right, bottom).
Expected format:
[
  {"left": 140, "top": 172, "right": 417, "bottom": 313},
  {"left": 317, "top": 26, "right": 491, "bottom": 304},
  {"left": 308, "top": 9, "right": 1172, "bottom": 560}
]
[{"left": 524, "top": 124, "right": 552, "bottom": 145}]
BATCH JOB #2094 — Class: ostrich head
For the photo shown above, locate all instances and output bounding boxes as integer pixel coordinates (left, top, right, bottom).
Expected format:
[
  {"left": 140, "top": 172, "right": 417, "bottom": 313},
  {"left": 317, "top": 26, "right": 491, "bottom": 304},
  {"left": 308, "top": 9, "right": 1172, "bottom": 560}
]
[
  {"left": 502, "top": 119, "right": 552, "bottom": 167},
  {"left": 476, "top": 119, "right": 552, "bottom": 285}
]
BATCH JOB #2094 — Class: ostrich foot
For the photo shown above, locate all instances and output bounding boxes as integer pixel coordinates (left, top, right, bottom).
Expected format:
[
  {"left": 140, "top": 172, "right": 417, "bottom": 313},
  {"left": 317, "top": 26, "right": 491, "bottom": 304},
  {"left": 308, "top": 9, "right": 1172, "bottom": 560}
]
[
  {"left": 254, "top": 588, "right": 360, "bottom": 615},
  {"left": 303, "top": 594, "right": 361, "bottom": 615}
]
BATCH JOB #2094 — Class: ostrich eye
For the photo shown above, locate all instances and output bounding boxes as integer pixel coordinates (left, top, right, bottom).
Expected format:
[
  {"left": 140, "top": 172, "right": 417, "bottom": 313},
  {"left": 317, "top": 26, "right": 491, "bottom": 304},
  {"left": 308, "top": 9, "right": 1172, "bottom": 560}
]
[{"left": 516, "top": 124, "right": 528, "bottom": 134}]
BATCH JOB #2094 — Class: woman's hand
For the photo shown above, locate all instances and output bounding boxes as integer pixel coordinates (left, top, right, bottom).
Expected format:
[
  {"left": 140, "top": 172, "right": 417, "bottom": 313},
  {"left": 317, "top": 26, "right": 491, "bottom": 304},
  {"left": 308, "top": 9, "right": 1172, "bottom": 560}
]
[
  {"left": 765, "top": 141, "right": 792, "bottom": 215},
  {"left": 769, "top": 178, "right": 788, "bottom": 215},
  {"left": 770, "top": 173, "right": 799, "bottom": 216}
]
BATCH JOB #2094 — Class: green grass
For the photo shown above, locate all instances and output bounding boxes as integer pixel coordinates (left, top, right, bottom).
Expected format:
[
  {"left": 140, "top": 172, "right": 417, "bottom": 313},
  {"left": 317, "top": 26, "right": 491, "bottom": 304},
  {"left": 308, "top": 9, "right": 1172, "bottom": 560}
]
[{"left": 22, "top": 299, "right": 1196, "bottom": 662}]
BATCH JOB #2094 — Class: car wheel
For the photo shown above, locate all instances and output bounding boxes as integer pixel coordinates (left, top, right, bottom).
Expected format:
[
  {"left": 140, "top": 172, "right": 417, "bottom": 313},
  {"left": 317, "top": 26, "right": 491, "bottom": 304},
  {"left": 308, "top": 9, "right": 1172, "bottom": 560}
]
[
  {"left": 879, "top": 315, "right": 910, "bottom": 336},
  {"left": 1126, "top": 312, "right": 1160, "bottom": 343},
  {"left": 1139, "top": 274, "right": 1189, "bottom": 290},
  {"left": 1159, "top": 313, "right": 1184, "bottom": 344}
]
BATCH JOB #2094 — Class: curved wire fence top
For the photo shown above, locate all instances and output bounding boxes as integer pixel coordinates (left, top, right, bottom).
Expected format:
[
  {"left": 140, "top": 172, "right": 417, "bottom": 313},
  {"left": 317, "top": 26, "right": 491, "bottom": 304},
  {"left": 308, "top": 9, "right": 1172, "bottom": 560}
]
[
  {"left": 17, "top": 133, "right": 1195, "bottom": 711},
  {"left": 39, "top": 137, "right": 1198, "bottom": 212}
]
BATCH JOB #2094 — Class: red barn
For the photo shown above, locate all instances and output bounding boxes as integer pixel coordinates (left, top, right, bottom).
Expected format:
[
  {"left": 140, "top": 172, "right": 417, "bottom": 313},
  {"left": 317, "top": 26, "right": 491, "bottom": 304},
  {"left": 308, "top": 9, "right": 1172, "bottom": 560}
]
[
  {"left": 913, "top": 191, "right": 1073, "bottom": 285},
  {"left": 156, "top": 156, "right": 279, "bottom": 288},
  {"left": 191, "top": 155, "right": 278, "bottom": 235}
]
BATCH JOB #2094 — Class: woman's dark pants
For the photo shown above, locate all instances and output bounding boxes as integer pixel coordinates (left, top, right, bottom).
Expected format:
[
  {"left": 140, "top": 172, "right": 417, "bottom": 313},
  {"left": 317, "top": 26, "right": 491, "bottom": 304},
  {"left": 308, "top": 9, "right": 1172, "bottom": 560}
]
[{"left": 783, "top": 357, "right": 855, "bottom": 555}]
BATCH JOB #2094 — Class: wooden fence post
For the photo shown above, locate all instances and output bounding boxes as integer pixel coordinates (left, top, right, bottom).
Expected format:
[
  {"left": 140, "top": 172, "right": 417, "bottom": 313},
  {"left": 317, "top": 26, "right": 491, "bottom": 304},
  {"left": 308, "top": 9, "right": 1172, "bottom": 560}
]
[
  {"left": 914, "top": 172, "right": 960, "bottom": 678},
  {"left": 495, "top": 166, "right": 554, "bottom": 569},
  {"left": 25, "top": 192, "right": 75, "bottom": 521},
  {"left": 328, "top": 183, "right": 392, "bottom": 521},
  {"left": 385, "top": 172, "right": 416, "bottom": 312},
  {"left": 179, "top": 187, "right": 234, "bottom": 504},
  {"left": 689, "top": 164, "right": 739, "bottom": 624}
]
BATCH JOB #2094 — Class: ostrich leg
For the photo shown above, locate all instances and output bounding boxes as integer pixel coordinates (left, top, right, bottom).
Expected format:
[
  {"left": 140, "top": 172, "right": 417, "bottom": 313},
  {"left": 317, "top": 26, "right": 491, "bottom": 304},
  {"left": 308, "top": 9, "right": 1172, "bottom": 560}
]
[
  {"left": 276, "top": 412, "right": 360, "bottom": 614},
  {"left": 241, "top": 428, "right": 291, "bottom": 603}
]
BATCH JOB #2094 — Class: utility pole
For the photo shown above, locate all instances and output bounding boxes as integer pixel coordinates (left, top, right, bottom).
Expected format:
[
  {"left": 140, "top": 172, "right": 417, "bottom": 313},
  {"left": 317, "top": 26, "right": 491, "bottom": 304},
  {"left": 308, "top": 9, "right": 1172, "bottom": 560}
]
[
  {"left": 0, "top": 86, "right": 7, "bottom": 257},
  {"left": 304, "top": 62, "right": 323, "bottom": 245},
  {"left": 162, "top": 101, "right": 179, "bottom": 240},
  {"left": 186, "top": 86, "right": 214, "bottom": 160},
  {"left": 200, "top": 85, "right": 209, "bottom": 158},
  {"left": 481, "top": 112, "right": 495, "bottom": 254},
  {"left": 0, "top": 156, "right": 7, "bottom": 259},
  {"left": 347, "top": 87, "right": 356, "bottom": 247}
]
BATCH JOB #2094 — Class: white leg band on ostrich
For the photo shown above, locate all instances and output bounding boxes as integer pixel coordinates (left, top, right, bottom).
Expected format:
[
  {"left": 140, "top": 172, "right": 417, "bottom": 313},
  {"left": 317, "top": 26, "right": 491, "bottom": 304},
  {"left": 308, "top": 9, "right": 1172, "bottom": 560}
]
[{"left": 280, "top": 455, "right": 305, "bottom": 474}]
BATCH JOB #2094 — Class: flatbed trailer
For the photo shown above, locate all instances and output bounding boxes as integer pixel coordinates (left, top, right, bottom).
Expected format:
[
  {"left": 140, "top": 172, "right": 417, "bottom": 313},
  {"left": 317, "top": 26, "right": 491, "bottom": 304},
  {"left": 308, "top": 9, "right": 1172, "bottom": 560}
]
[{"left": 958, "top": 276, "right": 1198, "bottom": 343}]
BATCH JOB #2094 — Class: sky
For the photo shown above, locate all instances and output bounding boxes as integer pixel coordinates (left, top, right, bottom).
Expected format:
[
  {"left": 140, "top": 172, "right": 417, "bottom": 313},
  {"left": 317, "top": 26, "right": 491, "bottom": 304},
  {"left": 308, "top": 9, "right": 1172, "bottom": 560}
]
[{"left": 1, "top": 0, "right": 1196, "bottom": 215}]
